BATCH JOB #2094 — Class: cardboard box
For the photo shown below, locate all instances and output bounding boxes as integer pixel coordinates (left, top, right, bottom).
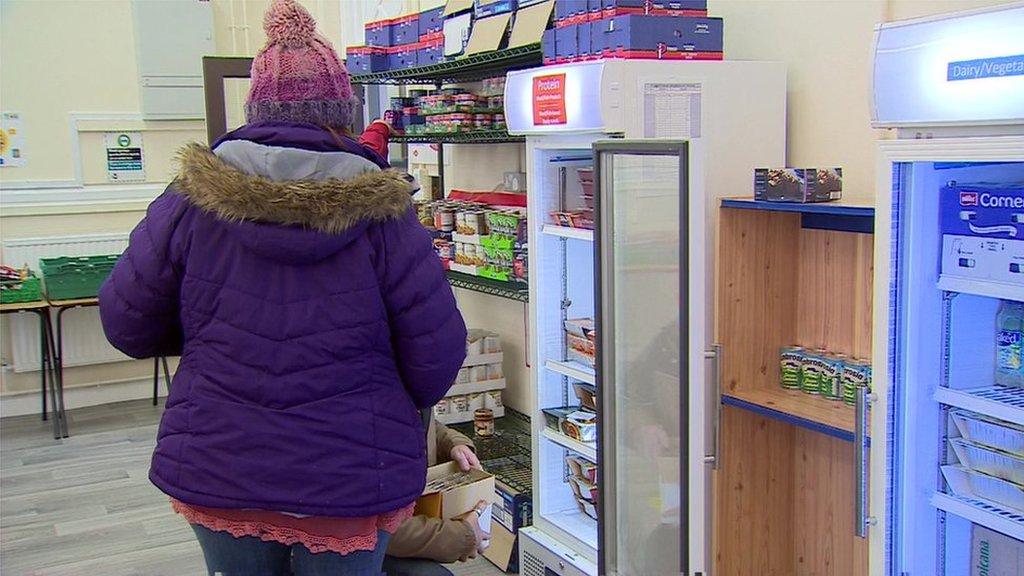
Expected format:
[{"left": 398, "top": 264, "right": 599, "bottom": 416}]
[
  {"left": 444, "top": 11, "right": 474, "bottom": 56},
  {"left": 393, "top": 13, "right": 421, "bottom": 45},
  {"left": 416, "top": 462, "right": 495, "bottom": 521},
  {"left": 578, "top": 20, "right": 592, "bottom": 57},
  {"left": 754, "top": 168, "right": 843, "bottom": 203},
  {"left": 417, "top": 40, "right": 445, "bottom": 67},
  {"left": 556, "top": 24, "right": 578, "bottom": 60},
  {"left": 483, "top": 477, "right": 533, "bottom": 572},
  {"left": 388, "top": 44, "right": 420, "bottom": 71},
  {"left": 364, "top": 18, "right": 393, "bottom": 47},
  {"left": 556, "top": 0, "right": 589, "bottom": 21},
  {"left": 598, "top": 15, "right": 723, "bottom": 53},
  {"left": 420, "top": 6, "right": 445, "bottom": 35},
  {"left": 542, "top": 28, "right": 557, "bottom": 63},
  {"left": 971, "top": 525, "right": 1024, "bottom": 576},
  {"left": 475, "top": 0, "right": 518, "bottom": 18},
  {"left": 346, "top": 46, "right": 388, "bottom": 73}
]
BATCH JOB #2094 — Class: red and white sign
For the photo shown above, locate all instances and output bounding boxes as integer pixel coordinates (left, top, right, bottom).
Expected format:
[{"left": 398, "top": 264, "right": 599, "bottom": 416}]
[
  {"left": 960, "top": 191, "right": 979, "bottom": 206},
  {"left": 532, "top": 74, "right": 567, "bottom": 126}
]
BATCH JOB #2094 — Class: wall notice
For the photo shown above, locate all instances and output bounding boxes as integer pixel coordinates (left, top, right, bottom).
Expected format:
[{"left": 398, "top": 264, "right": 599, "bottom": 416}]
[
  {"left": 643, "top": 83, "right": 702, "bottom": 139},
  {"left": 0, "top": 112, "right": 26, "bottom": 167},
  {"left": 533, "top": 73, "right": 567, "bottom": 126},
  {"left": 105, "top": 132, "right": 145, "bottom": 182}
]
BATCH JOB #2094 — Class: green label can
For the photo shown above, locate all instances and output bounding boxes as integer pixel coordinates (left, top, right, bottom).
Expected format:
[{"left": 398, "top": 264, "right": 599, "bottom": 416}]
[
  {"left": 800, "top": 350, "right": 823, "bottom": 394},
  {"left": 819, "top": 353, "right": 846, "bottom": 400},
  {"left": 842, "top": 359, "right": 872, "bottom": 405},
  {"left": 780, "top": 346, "right": 804, "bottom": 390}
]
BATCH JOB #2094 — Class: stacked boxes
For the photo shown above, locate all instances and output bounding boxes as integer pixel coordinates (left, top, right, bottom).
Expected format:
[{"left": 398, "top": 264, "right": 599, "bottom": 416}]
[
  {"left": 944, "top": 410, "right": 1024, "bottom": 516},
  {"left": 434, "top": 330, "right": 506, "bottom": 425},
  {"left": 545, "top": 0, "right": 723, "bottom": 63},
  {"left": 346, "top": 7, "right": 450, "bottom": 74}
]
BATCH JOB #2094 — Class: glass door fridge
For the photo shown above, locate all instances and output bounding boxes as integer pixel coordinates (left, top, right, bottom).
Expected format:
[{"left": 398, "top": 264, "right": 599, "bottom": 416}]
[
  {"left": 870, "top": 5, "right": 1024, "bottom": 575},
  {"left": 594, "top": 140, "right": 705, "bottom": 576}
]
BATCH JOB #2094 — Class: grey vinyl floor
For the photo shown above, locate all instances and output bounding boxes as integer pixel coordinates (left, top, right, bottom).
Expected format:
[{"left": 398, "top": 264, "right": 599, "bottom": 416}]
[{"left": 1, "top": 399, "right": 503, "bottom": 576}]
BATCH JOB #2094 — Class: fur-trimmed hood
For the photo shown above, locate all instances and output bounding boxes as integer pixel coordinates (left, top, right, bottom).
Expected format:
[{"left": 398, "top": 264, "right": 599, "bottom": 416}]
[{"left": 175, "top": 142, "right": 414, "bottom": 235}]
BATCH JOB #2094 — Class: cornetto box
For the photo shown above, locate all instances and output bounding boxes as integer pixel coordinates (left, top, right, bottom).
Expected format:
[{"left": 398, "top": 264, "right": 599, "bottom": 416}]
[
  {"left": 597, "top": 15, "right": 723, "bottom": 54},
  {"left": 971, "top": 525, "right": 1024, "bottom": 576},
  {"left": 415, "top": 462, "right": 494, "bottom": 520},
  {"left": 754, "top": 168, "right": 843, "bottom": 203}
]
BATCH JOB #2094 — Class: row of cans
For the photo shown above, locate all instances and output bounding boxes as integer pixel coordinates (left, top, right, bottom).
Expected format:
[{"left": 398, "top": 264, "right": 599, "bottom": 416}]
[{"left": 780, "top": 346, "right": 871, "bottom": 404}]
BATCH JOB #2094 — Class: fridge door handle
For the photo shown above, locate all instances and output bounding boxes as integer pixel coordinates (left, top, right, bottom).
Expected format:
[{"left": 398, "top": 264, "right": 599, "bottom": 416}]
[
  {"left": 855, "top": 385, "right": 873, "bottom": 538},
  {"left": 704, "top": 344, "right": 721, "bottom": 469}
]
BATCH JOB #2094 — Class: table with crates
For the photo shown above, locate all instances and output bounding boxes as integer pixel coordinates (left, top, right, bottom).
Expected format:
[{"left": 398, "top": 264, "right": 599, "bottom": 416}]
[{"left": 1, "top": 255, "right": 171, "bottom": 438}]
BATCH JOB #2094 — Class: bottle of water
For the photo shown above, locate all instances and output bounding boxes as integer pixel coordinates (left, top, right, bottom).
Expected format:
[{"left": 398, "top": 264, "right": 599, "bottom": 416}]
[{"left": 996, "top": 300, "right": 1024, "bottom": 387}]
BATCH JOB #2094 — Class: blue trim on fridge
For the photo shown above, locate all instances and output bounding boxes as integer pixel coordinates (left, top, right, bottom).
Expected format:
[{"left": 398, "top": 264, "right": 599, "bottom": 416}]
[{"left": 721, "top": 198, "right": 875, "bottom": 217}]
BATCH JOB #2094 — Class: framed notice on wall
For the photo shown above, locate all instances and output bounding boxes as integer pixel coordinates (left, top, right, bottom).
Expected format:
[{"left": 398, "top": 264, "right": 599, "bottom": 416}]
[
  {"left": 0, "top": 112, "right": 26, "bottom": 167},
  {"left": 105, "top": 132, "right": 145, "bottom": 182}
]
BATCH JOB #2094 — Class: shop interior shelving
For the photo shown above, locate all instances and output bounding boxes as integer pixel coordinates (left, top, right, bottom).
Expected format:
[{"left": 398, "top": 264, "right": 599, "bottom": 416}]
[
  {"left": 715, "top": 196, "right": 874, "bottom": 576},
  {"left": 352, "top": 46, "right": 539, "bottom": 301}
]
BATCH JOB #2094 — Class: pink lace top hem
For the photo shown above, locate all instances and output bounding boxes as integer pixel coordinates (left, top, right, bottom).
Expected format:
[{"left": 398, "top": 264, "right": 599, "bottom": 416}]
[{"left": 172, "top": 499, "right": 415, "bottom": 555}]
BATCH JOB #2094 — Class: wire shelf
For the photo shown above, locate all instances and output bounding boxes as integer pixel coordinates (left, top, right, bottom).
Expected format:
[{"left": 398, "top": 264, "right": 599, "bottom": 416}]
[
  {"left": 935, "top": 385, "right": 1024, "bottom": 426},
  {"left": 392, "top": 130, "right": 525, "bottom": 144},
  {"left": 350, "top": 44, "right": 542, "bottom": 85},
  {"left": 447, "top": 271, "right": 528, "bottom": 301}
]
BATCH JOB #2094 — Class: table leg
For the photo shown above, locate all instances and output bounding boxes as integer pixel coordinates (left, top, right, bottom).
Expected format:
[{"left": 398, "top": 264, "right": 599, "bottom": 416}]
[
  {"left": 53, "top": 307, "right": 70, "bottom": 438},
  {"left": 38, "top": 310, "right": 47, "bottom": 421},
  {"left": 41, "top": 309, "right": 63, "bottom": 439},
  {"left": 161, "top": 356, "right": 171, "bottom": 396}
]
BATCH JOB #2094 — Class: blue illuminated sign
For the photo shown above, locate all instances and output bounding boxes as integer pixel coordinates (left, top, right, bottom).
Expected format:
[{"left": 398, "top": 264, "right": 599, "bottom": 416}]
[{"left": 947, "top": 54, "right": 1024, "bottom": 81}]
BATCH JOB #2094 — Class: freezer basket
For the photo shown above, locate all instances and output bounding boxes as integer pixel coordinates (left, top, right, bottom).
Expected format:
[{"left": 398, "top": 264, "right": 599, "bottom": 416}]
[
  {"left": 951, "top": 409, "right": 1024, "bottom": 458},
  {"left": 950, "top": 438, "right": 1024, "bottom": 486},
  {"left": 942, "top": 465, "right": 1024, "bottom": 513}
]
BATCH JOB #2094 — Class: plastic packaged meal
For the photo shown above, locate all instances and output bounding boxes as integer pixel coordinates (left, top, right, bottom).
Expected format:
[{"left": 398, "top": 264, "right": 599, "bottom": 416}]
[{"left": 561, "top": 410, "right": 597, "bottom": 443}]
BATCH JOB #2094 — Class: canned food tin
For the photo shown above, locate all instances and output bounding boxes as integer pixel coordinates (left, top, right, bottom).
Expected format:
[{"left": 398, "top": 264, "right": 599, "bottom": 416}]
[
  {"left": 842, "top": 358, "right": 872, "bottom": 405},
  {"left": 800, "top": 350, "right": 824, "bottom": 394},
  {"left": 452, "top": 395, "right": 469, "bottom": 413},
  {"left": 780, "top": 346, "right": 804, "bottom": 390},
  {"left": 819, "top": 353, "right": 846, "bottom": 400},
  {"left": 474, "top": 408, "right": 495, "bottom": 437},
  {"left": 439, "top": 208, "right": 455, "bottom": 232}
]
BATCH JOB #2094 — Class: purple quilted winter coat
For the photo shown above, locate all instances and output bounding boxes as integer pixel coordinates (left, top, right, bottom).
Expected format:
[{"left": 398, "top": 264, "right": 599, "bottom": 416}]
[{"left": 99, "top": 122, "right": 466, "bottom": 518}]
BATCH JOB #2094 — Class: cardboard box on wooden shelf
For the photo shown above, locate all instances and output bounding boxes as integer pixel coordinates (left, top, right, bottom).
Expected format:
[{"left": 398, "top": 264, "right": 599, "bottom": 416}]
[{"left": 415, "top": 462, "right": 495, "bottom": 521}]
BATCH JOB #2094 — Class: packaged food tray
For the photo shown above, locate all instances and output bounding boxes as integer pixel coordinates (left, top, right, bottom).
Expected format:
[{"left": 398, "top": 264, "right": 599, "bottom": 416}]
[
  {"left": 1, "top": 276, "right": 43, "bottom": 304},
  {"left": 950, "top": 438, "right": 1024, "bottom": 486},
  {"left": 942, "top": 464, "right": 1024, "bottom": 513},
  {"left": 951, "top": 409, "right": 1024, "bottom": 458},
  {"left": 40, "top": 254, "right": 120, "bottom": 300}
]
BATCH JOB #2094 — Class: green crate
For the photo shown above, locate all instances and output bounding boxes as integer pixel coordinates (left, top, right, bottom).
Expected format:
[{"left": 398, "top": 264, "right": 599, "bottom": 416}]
[
  {"left": 0, "top": 276, "right": 43, "bottom": 304},
  {"left": 40, "top": 254, "right": 120, "bottom": 300}
]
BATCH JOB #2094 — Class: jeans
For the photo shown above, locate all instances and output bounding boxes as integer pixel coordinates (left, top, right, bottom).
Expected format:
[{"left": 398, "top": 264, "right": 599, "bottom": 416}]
[
  {"left": 191, "top": 524, "right": 391, "bottom": 576},
  {"left": 380, "top": 557, "right": 453, "bottom": 576}
]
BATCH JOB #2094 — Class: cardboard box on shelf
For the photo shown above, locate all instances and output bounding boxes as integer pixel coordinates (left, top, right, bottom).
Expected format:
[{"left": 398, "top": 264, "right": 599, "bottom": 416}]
[
  {"left": 420, "top": 6, "right": 445, "bottom": 35},
  {"left": 598, "top": 15, "right": 723, "bottom": 53},
  {"left": 393, "top": 13, "right": 421, "bottom": 45},
  {"left": 556, "top": 24, "right": 578, "bottom": 61},
  {"left": 556, "top": 0, "right": 589, "bottom": 22},
  {"left": 508, "top": 0, "right": 556, "bottom": 49},
  {"left": 578, "top": 20, "right": 593, "bottom": 57},
  {"left": 346, "top": 46, "right": 388, "bottom": 73},
  {"left": 444, "top": 11, "right": 474, "bottom": 57},
  {"left": 971, "top": 525, "right": 1024, "bottom": 576},
  {"left": 416, "top": 462, "right": 495, "bottom": 521},
  {"left": 364, "top": 18, "right": 393, "bottom": 47},
  {"left": 484, "top": 476, "right": 533, "bottom": 572},
  {"left": 464, "top": 12, "right": 512, "bottom": 56},
  {"left": 475, "top": 0, "right": 518, "bottom": 18},
  {"left": 417, "top": 39, "right": 445, "bottom": 66}
]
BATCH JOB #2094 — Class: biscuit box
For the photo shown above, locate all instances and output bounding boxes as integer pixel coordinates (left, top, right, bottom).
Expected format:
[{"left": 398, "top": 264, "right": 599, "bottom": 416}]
[
  {"left": 392, "top": 13, "right": 420, "bottom": 45},
  {"left": 598, "top": 15, "right": 723, "bottom": 53},
  {"left": 556, "top": 0, "right": 589, "bottom": 22},
  {"left": 556, "top": 24, "right": 578, "bottom": 61},
  {"left": 418, "top": 40, "right": 445, "bottom": 67},
  {"left": 474, "top": 0, "right": 517, "bottom": 18},
  {"left": 578, "top": 20, "right": 593, "bottom": 57},
  {"left": 388, "top": 45, "right": 419, "bottom": 71},
  {"left": 754, "top": 167, "right": 843, "bottom": 203},
  {"left": 542, "top": 28, "right": 557, "bottom": 63}
]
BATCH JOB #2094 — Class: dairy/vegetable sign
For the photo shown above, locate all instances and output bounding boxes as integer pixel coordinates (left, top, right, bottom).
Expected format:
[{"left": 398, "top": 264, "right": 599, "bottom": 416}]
[{"left": 533, "top": 73, "right": 567, "bottom": 126}]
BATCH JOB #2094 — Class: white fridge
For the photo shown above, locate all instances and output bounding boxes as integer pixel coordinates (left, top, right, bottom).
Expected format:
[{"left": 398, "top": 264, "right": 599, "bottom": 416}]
[
  {"left": 504, "top": 60, "right": 786, "bottom": 575},
  {"left": 869, "top": 4, "right": 1024, "bottom": 575}
]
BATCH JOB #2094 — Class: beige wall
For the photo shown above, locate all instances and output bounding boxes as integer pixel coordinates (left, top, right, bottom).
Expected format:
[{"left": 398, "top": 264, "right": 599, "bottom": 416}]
[{"left": 1, "top": 0, "right": 1017, "bottom": 405}]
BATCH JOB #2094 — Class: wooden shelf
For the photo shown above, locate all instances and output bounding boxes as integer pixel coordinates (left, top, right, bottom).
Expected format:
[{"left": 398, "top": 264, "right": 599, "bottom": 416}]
[
  {"left": 722, "top": 197, "right": 874, "bottom": 233},
  {"left": 722, "top": 388, "right": 856, "bottom": 441}
]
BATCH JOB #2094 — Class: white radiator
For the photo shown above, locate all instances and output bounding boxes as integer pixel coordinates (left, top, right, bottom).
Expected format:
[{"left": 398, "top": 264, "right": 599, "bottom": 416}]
[{"left": 2, "top": 233, "right": 130, "bottom": 372}]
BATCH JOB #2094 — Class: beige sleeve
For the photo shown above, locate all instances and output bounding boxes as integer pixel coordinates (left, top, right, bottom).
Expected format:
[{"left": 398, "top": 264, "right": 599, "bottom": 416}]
[
  {"left": 435, "top": 422, "right": 475, "bottom": 464},
  {"left": 386, "top": 515, "right": 476, "bottom": 563}
]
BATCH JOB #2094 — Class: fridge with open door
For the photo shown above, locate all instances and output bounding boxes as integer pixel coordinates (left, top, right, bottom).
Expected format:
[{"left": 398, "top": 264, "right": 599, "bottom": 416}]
[
  {"left": 870, "top": 4, "right": 1024, "bottom": 575},
  {"left": 504, "top": 60, "right": 785, "bottom": 575}
]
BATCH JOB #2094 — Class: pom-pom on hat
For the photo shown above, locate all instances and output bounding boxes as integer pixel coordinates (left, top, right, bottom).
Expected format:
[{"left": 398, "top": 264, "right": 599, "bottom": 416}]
[{"left": 245, "top": 0, "right": 356, "bottom": 128}]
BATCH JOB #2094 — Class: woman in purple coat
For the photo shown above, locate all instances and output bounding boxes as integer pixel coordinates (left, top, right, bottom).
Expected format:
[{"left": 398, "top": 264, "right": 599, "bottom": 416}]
[{"left": 98, "top": 2, "right": 466, "bottom": 574}]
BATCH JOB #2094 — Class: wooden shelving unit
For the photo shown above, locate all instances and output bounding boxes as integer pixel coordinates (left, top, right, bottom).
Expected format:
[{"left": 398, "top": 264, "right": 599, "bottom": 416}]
[{"left": 714, "top": 199, "right": 874, "bottom": 576}]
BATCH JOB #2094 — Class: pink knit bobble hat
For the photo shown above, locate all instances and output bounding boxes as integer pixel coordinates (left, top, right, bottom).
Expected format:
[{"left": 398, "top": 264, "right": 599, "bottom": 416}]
[{"left": 246, "top": 0, "right": 357, "bottom": 128}]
